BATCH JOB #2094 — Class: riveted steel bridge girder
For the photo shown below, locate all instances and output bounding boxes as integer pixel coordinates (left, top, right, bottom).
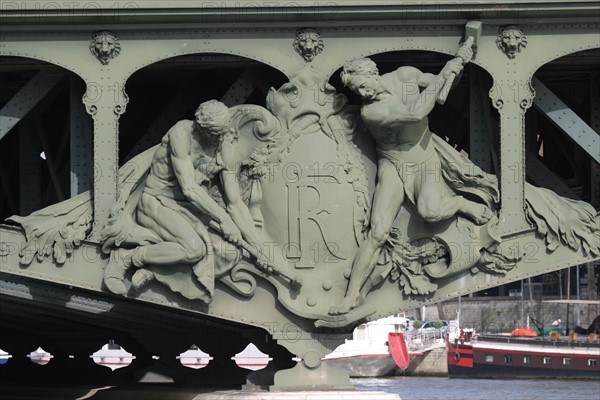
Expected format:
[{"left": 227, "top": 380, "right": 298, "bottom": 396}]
[{"left": 1, "top": 1, "right": 599, "bottom": 390}]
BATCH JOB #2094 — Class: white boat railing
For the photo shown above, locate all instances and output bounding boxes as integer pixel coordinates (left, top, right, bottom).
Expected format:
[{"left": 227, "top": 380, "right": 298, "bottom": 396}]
[{"left": 404, "top": 330, "right": 447, "bottom": 353}]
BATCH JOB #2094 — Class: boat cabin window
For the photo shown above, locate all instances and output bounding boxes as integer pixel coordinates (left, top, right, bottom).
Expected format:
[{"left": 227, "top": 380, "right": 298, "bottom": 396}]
[
  {"left": 543, "top": 357, "right": 552, "bottom": 365},
  {"left": 485, "top": 354, "right": 493, "bottom": 363},
  {"left": 588, "top": 359, "right": 597, "bottom": 367},
  {"left": 523, "top": 356, "right": 531, "bottom": 364},
  {"left": 503, "top": 355, "right": 512, "bottom": 363},
  {"left": 562, "top": 357, "right": 572, "bottom": 366}
]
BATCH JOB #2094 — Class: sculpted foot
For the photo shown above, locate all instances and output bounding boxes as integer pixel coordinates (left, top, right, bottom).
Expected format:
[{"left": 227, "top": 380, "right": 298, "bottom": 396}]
[
  {"left": 465, "top": 204, "right": 493, "bottom": 225},
  {"left": 132, "top": 269, "right": 155, "bottom": 290},
  {"left": 329, "top": 296, "right": 359, "bottom": 315},
  {"left": 103, "top": 249, "right": 131, "bottom": 295}
]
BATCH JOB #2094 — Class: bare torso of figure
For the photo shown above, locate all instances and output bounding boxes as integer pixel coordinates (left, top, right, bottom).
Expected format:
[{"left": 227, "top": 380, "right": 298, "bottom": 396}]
[
  {"left": 144, "top": 120, "right": 222, "bottom": 199},
  {"left": 360, "top": 73, "right": 434, "bottom": 163}
]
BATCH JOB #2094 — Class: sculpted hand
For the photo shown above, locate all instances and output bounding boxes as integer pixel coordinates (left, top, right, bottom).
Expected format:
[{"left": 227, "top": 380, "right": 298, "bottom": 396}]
[
  {"left": 220, "top": 219, "right": 242, "bottom": 244},
  {"left": 251, "top": 247, "right": 272, "bottom": 272},
  {"left": 440, "top": 58, "right": 463, "bottom": 80},
  {"left": 456, "top": 44, "right": 473, "bottom": 64}
]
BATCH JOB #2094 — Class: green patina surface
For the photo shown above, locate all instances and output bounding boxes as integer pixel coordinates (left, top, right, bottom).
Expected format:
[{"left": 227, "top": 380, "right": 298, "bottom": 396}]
[{"left": 0, "top": 1, "right": 598, "bottom": 389}]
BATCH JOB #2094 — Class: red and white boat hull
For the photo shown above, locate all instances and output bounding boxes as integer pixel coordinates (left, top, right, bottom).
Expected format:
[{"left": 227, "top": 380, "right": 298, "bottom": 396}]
[{"left": 448, "top": 336, "right": 600, "bottom": 379}]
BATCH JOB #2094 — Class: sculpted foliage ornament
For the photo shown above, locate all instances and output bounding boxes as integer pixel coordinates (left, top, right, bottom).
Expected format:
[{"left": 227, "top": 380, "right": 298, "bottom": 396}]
[
  {"left": 90, "top": 31, "right": 121, "bottom": 65},
  {"left": 293, "top": 28, "right": 324, "bottom": 62},
  {"left": 8, "top": 41, "right": 600, "bottom": 329},
  {"left": 496, "top": 25, "right": 527, "bottom": 59}
]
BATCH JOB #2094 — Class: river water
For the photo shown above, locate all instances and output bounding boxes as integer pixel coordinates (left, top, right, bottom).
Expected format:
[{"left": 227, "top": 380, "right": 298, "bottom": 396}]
[
  {"left": 2, "top": 379, "right": 598, "bottom": 399},
  {"left": 352, "top": 377, "right": 600, "bottom": 400}
]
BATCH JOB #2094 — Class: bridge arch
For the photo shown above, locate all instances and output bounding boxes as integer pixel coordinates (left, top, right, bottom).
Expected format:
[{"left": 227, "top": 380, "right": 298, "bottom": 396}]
[
  {"left": 530, "top": 40, "right": 600, "bottom": 80},
  {"left": 0, "top": 52, "right": 87, "bottom": 82},
  {"left": 118, "top": 52, "right": 288, "bottom": 162},
  {"left": 0, "top": 56, "right": 91, "bottom": 220},
  {"left": 526, "top": 48, "right": 600, "bottom": 206},
  {"left": 123, "top": 49, "right": 290, "bottom": 84}
]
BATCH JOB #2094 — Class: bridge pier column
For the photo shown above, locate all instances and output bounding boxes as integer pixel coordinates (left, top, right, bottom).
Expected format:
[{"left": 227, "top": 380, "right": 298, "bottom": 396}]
[
  {"left": 82, "top": 77, "right": 128, "bottom": 239},
  {"left": 271, "top": 331, "right": 351, "bottom": 390},
  {"left": 490, "top": 76, "right": 535, "bottom": 236}
]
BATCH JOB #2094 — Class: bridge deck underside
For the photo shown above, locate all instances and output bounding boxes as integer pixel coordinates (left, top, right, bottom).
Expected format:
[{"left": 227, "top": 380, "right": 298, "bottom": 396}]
[{"left": 0, "top": 271, "right": 290, "bottom": 387}]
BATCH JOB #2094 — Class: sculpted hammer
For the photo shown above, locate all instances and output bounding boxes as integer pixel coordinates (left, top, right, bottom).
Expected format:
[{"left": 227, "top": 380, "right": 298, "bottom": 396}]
[{"left": 438, "top": 20, "right": 482, "bottom": 105}]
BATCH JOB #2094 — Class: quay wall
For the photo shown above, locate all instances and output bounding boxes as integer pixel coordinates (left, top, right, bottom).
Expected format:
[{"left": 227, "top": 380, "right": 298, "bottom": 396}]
[
  {"left": 413, "top": 298, "right": 599, "bottom": 333},
  {"left": 404, "top": 348, "right": 448, "bottom": 377}
]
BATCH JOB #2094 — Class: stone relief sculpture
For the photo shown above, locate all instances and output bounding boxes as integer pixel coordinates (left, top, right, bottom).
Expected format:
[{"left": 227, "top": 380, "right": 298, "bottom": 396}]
[
  {"left": 330, "top": 45, "right": 498, "bottom": 314},
  {"left": 496, "top": 25, "right": 527, "bottom": 59},
  {"left": 89, "top": 31, "right": 121, "bottom": 65},
  {"left": 101, "top": 100, "right": 273, "bottom": 298},
  {"left": 9, "top": 99, "right": 283, "bottom": 301},
  {"left": 328, "top": 47, "right": 598, "bottom": 318},
  {"left": 101, "top": 100, "right": 290, "bottom": 300},
  {"left": 8, "top": 45, "right": 599, "bottom": 329},
  {"left": 293, "top": 28, "right": 324, "bottom": 62}
]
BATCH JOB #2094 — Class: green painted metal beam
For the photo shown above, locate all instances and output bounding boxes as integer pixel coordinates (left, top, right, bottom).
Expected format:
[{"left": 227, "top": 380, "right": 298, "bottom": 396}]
[
  {"left": 1, "top": 1, "right": 599, "bottom": 25},
  {"left": 0, "top": 68, "right": 66, "bottom": 141},
  {"left": 532, "top": 77, "right": 600, "bottom": 164}
]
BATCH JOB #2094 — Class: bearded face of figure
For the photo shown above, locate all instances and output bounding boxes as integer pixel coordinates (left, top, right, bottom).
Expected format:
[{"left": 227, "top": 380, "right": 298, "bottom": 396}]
[{"left": 345, "top": 75, "right": 381, "bottom": 101}]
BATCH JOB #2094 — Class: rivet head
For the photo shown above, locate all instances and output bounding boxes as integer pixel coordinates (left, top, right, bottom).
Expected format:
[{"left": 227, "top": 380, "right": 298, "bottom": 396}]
[
  {"left": 322, "top": 280, "right": 332, "bottom": 291},
  {"left": 302, "top": 350, "right": 321, "bottom": 369}
]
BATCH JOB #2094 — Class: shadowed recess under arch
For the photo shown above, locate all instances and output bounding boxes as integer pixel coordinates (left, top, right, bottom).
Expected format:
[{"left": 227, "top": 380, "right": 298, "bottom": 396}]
[{"left": 119, "top": 53, "right": 288, "bottom": 162}]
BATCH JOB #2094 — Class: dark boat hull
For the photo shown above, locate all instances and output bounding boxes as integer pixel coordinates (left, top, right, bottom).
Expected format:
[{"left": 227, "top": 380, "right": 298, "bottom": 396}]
[
  {"left": 447, "top": 336, "right": 600, "bottom": 379},
  {"left": 448, "top": 361, "right": 600, "bottom": 379}
]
